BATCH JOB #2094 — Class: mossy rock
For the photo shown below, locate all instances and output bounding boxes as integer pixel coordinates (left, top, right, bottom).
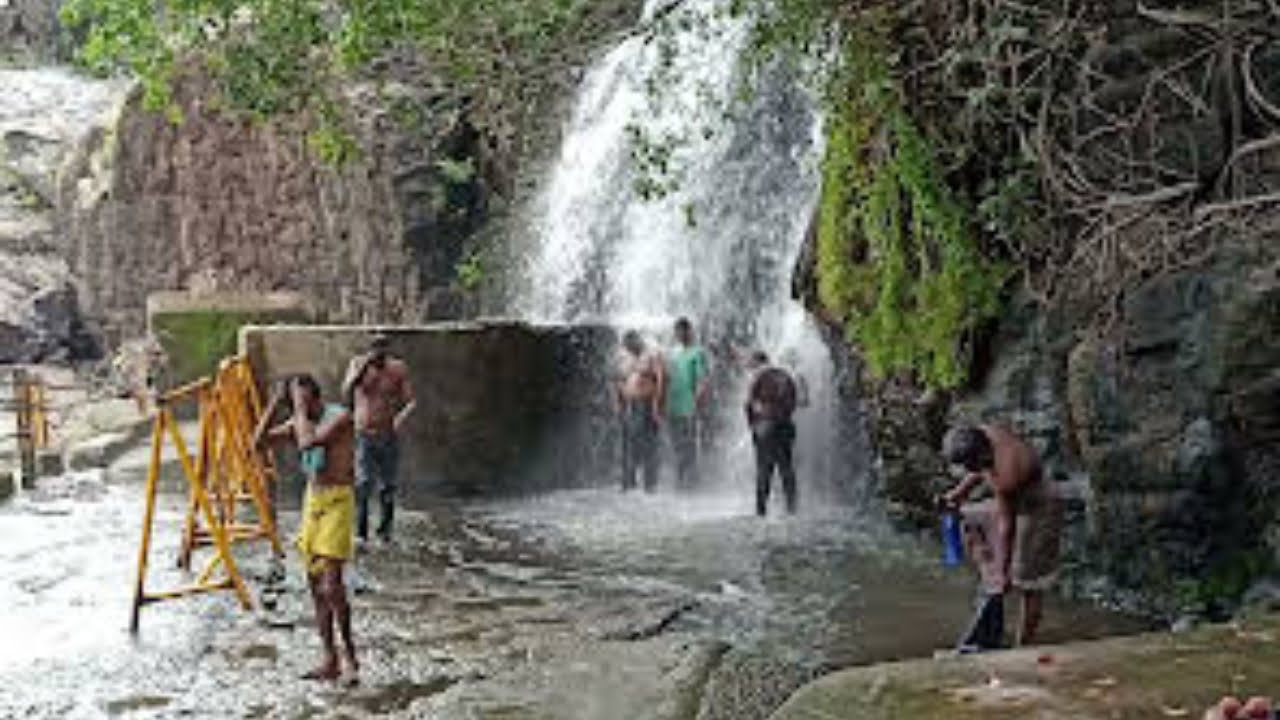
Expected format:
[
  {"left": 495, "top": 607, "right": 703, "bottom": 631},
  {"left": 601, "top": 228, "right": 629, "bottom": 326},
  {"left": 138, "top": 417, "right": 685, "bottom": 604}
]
[{"left": 147, "top": 292, "right": 313, "bottom": 387}]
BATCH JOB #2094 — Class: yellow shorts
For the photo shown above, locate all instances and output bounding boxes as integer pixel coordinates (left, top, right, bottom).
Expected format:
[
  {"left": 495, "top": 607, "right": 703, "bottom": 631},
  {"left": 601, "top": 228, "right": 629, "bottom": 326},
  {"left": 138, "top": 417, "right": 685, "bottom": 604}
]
[{"left": 296, "top": 484, "right": 355, "bottom": 575}]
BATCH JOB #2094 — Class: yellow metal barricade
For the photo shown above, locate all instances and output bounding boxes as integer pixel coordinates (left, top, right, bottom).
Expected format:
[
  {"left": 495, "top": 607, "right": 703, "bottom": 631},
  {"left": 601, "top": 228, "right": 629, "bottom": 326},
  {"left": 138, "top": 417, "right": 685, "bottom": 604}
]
[
  {"left": 131, "top": 356, "right": 282, "bottom": 632},
  {"left": 12, "top": 369, "right": 52, "bottom": 489},
  {"left": 178, "top": 357, "right": 282, "bottom": 569}
]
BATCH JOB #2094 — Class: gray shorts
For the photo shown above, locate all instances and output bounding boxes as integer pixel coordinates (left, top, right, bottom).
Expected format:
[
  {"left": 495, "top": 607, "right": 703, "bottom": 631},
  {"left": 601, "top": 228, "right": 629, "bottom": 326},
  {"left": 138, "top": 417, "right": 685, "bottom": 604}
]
[{"left": 962, "top": 479, "right": 1062, "bottom": 591}]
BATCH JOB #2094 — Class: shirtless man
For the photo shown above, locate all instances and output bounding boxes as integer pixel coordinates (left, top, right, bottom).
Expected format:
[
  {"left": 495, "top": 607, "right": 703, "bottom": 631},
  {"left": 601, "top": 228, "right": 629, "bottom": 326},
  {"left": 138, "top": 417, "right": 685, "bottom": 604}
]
[
  {"left": 254, "top": 375, "right": 359, "bottom": 684},
  {"left": 941, "top": 423, "right": 1062, "bottom": 647},
  {"left": 342, "top": 335, "right": 416, "bottom": 543},
  {"left": 614, "top": 330, "right": 665, "bottom": 493}
]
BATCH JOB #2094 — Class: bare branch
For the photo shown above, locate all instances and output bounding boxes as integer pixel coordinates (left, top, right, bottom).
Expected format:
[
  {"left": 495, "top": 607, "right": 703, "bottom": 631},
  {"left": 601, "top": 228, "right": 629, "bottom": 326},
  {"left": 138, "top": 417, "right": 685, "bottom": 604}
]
[
  {"left": 1243, "top": 43, "right": 1280, "bottom": 122},
  {"left": 1092, "top": 182, "right": 1199, "bottom": 211},
  {"left": 1194, "top": 192, "right": 1280, "bottom": 218}
]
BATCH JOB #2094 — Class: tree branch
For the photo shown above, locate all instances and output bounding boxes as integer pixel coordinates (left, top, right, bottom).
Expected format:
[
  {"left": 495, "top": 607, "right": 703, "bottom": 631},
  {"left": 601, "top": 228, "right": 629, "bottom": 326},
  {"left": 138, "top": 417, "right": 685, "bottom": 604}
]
[{"left": 1195, "top": 191, "right": 1280, "bottom": 217}]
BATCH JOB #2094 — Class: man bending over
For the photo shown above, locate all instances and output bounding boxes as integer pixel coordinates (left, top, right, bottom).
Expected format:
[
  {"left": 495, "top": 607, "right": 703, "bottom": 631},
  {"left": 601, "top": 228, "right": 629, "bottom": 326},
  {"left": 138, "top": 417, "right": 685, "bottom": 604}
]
[{"left": 941, "top": 423, "right": 1061, "bottom": 647}]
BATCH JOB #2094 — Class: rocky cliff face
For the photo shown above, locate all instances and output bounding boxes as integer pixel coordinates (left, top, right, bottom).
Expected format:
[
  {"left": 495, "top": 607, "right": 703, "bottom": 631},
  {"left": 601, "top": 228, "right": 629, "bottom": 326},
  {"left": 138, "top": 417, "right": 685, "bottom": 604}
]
[
  {"left": 60, "top": 73, "right": 436, "bottom": 345},
  {"left": 1, "top": 65, "right": 121, "bottom": 362},
  {"left": 0, "top": 0, "right": 63, "bottom": 64},
  {"left": 800, "top": 1, "right": 1280, "bottom": 616},
  {"left": 824, "top": 214, "right": 1280, "bottom": 620},
  {"left": 840, "top": 181, "right": 1280, "bottom": 612},
  {"left": 7, "top": 0, "right": 636, "bottom": 351}
]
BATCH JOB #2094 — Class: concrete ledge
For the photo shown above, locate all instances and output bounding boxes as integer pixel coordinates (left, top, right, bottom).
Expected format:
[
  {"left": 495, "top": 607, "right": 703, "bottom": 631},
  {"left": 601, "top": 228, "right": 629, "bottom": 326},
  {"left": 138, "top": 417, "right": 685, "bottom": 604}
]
[
  {"left": 240, "top": 321, "right": 615, "bottom": 502},
  {"left": 770, "top": 616, "right": 1280, "bottom": 720}
]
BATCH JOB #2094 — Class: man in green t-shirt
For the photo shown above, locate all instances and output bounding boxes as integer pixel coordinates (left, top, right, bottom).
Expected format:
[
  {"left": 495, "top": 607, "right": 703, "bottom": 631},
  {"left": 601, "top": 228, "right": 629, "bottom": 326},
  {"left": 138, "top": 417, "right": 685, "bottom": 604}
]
[{"left": 667, "top": 317, "right": 710, "bottom": 489}]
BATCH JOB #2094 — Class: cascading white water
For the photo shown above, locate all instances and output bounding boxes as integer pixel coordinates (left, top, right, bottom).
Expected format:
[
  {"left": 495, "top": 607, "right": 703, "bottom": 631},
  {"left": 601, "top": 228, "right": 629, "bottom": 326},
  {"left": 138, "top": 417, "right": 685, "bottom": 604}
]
[{"left": 517, "top": 0, "right": 845, "bottom": 495}]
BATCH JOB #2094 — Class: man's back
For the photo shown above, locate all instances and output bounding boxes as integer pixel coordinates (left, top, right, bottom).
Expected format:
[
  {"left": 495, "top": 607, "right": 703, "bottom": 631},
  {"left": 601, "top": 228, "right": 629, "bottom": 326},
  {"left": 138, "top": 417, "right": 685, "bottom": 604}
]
[
  {"left": 984, "top": 425, "right": 1042, "bottom": 497},
  {"left": 749, "top": 366, "right": 797, "bottom": 422}
]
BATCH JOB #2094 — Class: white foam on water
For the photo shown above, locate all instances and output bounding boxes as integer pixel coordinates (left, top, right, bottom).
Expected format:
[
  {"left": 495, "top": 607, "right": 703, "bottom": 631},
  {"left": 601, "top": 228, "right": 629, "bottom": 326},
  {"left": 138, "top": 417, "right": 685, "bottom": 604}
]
[{"left": 515, "top": 0, "right": 846, "bottom": 496}]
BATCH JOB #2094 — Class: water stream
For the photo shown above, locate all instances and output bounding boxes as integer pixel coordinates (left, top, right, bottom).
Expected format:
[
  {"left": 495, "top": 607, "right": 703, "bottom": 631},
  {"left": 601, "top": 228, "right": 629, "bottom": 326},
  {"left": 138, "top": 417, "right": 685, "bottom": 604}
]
[{"left": 515, "top": 0, "right": 850, "bottom": 497}]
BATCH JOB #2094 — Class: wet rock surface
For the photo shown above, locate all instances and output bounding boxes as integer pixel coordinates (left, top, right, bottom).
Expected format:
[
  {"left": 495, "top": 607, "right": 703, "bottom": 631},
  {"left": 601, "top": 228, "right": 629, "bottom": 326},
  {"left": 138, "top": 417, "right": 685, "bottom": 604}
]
[
  {"left": 771, "top": 615, "right": 1280, "bottom": 720},
  {"left": 0, "top": 66, "right": 123, "bottom": 361},
  {"left": 0, "top": 467, "right": 1149, "bottom": 719},
  {"left": 0, "top": 0, "right": 63, "bottom": 64}
]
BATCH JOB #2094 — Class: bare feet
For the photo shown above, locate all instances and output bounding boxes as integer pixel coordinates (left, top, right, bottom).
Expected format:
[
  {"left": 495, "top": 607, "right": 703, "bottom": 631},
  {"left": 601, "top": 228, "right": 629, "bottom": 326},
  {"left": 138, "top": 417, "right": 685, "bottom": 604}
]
[
  {"left": 301, "top": 657, "right": 340, "bottom": 682},
  {"left": 342, "top": 650, "right": 360, "bottom": 687}
]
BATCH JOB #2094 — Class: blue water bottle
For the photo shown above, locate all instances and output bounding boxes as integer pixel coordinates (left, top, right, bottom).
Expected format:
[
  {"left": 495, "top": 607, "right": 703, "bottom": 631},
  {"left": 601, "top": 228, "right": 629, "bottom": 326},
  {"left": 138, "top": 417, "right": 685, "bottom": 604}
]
[{"left": 942, "top": 511, "right": 965, "bottom": 567}]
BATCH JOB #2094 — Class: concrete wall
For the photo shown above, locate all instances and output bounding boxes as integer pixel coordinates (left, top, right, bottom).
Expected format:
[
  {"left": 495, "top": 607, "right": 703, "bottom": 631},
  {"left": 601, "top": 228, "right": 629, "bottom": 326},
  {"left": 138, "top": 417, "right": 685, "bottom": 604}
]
[{"left": 240, "top": 321, "right": 616, "bottom": 503}]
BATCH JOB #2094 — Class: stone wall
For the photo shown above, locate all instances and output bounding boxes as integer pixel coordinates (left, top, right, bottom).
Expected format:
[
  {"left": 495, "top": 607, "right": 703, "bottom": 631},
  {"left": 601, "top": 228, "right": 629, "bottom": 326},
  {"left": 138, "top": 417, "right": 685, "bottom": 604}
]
[
  {"left": 240, "top": 322, "right": 616, "bottom": 502},
  {"left": 59, "top": 74, "right": 447, "bottom": 347}
]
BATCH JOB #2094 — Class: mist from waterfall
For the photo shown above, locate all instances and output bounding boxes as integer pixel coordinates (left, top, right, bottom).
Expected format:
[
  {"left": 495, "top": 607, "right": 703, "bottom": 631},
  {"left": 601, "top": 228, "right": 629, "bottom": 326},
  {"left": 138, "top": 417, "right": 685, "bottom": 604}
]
[{"left": 516, "top": 0, "right": 855, "bottom": 500}]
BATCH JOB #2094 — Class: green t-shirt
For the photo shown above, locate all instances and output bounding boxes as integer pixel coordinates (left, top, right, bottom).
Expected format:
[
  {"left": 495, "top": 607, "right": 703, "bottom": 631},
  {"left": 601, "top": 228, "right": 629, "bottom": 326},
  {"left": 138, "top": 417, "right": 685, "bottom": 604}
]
[{"left": 667, "top": 345, "right": 708, "bottom": 418}]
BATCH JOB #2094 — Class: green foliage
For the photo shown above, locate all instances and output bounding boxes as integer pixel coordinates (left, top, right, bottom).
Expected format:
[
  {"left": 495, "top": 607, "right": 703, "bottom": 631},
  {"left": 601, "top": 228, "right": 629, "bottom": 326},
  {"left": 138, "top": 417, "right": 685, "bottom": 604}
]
[
  {"left": 151, "top": 310, "right": 256, "bottom": 385},
  {"left": 60, "top": 0, "right": 604, "bottom": 142},
  {"left": 436, "top": 157, "right": 475, "bottom": 186},
  {"left": 733, "top": 0, "right": 839, "bottom": 73},
  {"left": 816, "top": 20, "right": 1005, "bottom": 389},
  {"left": 307, "top": 106, "right": 361, "bottom": 166},
  {"left": 625, "top": 122, "right": 685, "bottom": 201},
  {"left": 456, "top": 252, "right": 485, "bottom": 292}
]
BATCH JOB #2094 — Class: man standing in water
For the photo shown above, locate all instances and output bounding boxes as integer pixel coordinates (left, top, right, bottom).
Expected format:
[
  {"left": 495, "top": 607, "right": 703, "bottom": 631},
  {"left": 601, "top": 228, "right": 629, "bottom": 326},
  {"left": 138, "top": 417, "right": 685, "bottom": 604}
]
[
  {"left": 667, "top": 317, "right": 710, "bottom": 490},
  {"left": 254, "top": 375, "right": 359, "bottom": 684},
  {"left": 342, "top": 334, "right": 416, "bottom": 544},
  {"left": 940, "top": 423, "right": 1061, "bottom": 647},
  {"left": 615, "top": 329, "right": 665, "bottom": 493},
  {"left": 744, "top": 351, "right": 799, "bottom": 516}
]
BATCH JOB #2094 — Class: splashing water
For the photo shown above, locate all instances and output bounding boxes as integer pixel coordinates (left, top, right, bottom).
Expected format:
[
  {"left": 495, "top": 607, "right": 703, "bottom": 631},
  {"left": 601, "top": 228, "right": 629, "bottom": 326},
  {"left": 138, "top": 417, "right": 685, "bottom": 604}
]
[{"left": 516, "top": 0, "right": 853, "bottom": 497}]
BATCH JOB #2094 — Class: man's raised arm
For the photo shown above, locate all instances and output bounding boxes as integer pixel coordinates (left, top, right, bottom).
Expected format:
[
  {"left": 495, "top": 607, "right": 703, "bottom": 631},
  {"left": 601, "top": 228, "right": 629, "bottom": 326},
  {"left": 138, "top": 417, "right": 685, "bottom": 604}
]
[
  {"left": 253, "top": 385, "right": 293, "bottom": 448},
  {"left": 341, "top": 355, "right": 367, "bottom": 405}
]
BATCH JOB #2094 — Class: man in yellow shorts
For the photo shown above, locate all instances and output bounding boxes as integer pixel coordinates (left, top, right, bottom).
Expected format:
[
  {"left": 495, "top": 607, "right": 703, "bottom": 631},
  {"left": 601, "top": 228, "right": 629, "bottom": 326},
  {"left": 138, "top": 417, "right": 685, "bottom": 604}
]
[{"left": 255, "top": 374, "right": 359, "bottom": 684}]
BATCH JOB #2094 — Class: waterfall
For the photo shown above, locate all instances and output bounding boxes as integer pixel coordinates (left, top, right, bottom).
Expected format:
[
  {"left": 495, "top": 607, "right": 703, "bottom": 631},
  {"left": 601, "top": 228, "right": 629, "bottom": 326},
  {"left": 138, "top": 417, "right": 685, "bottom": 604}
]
[{"left": 516, "top": 0, "right": 855, "bottom": 498}]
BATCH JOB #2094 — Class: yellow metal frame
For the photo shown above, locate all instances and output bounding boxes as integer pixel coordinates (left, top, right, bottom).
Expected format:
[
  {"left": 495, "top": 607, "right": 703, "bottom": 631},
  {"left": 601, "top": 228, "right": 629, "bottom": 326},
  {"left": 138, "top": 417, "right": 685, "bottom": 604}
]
[
  {"left": 177, "top": 357, "right": 282, "bottom": 569},
  {"left": 130, "top": 356, "right": 282, "bottom": 633},
  {"left": 12, "top": 370, "right": 51, "bottom": 488}
]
